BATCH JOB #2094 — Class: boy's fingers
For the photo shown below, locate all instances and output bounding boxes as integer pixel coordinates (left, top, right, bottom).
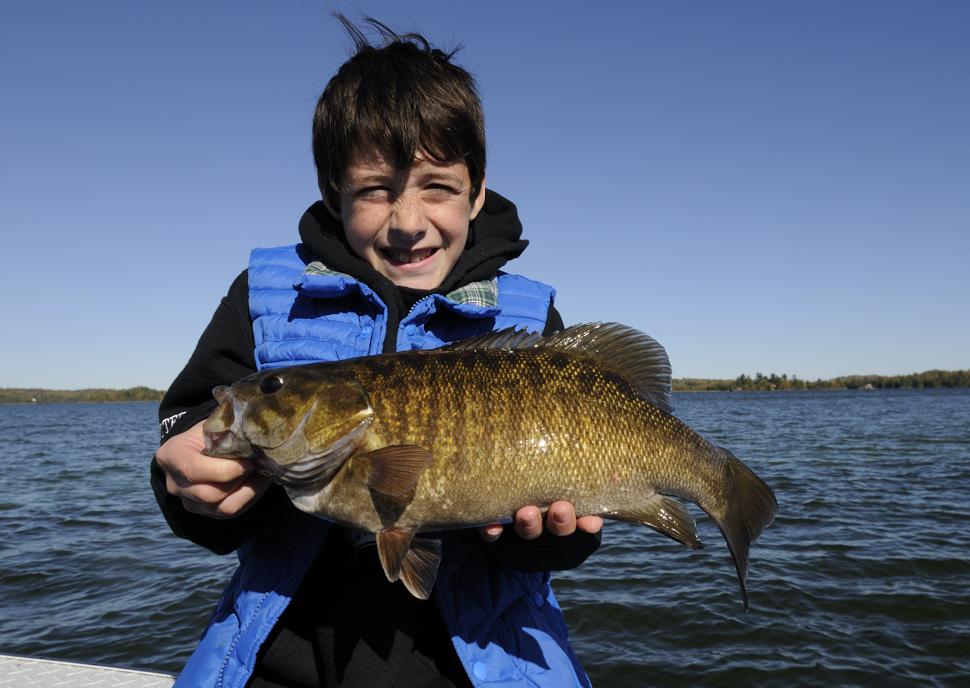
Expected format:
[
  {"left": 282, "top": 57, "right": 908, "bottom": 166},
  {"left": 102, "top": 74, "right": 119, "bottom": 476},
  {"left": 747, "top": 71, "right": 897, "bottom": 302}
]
[
  {"left": 577, "top": 515, "right": 604, "bottom": 534},
  {"left": 513, "top": 506, "right": 543, "bottom": 540},
  {"left": 479, "top": 523, "right": 504, "bottom": 542},
  {"left": 546, "top": 501, "right": 577, "bottom": 536},
  {"left": 173, "top": 479, "right": 239, "bottom": 509},
  {"left": 182, "top": 497, "right": 220, "bottom": 517},
  {"left": 178, "top": 474, "right": 272, "bottom": 519},
  {"left": 158, "top": 421, "right": 254, "bottom": 487},
  {"left": 214, "top": 474, "right": 273, "bottom": 519},
  {"left": 164, "top": 454, "right": 254, "bottom": 489}
]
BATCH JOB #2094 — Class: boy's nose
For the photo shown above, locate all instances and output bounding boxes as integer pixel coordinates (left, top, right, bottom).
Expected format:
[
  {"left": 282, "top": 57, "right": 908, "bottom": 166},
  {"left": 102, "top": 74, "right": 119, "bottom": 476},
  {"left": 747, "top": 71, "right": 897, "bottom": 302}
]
[{"left": 390, "top": 195, "right": 428, "bottom": 239}]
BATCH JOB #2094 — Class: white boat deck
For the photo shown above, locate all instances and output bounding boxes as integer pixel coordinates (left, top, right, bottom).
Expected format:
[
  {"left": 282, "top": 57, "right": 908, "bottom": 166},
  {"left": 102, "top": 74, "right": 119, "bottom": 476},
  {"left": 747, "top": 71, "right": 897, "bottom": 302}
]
[{"left": 0, "top": 654, "right": 174, "bottom": 687}]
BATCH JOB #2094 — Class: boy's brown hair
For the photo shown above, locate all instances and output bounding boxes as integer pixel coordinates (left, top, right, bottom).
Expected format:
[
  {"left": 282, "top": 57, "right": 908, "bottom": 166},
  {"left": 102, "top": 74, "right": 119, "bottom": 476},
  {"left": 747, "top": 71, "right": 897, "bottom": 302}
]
[{"left": 312, "top": 16, "right": 486, "bottom": 209}]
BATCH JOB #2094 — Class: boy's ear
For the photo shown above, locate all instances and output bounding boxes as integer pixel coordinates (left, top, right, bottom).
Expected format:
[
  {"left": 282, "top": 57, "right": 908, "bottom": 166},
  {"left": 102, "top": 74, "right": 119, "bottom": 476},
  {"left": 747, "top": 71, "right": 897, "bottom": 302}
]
[
  {"left": 470, "top": 178, "right": 487, "bottom": 220},
  {"left": 318, "top": 172, "right": 342, "bottom": 220},
  {"left": 321, "top": 194, "right": 341, "bottom": 221}
]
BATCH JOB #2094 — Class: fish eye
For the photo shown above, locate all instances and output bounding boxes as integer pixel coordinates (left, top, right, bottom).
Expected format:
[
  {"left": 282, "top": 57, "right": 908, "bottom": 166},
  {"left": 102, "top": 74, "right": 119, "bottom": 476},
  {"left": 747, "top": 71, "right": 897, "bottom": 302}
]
[{"left": 260, "top": 375, "right": 284, "bottom": 395}]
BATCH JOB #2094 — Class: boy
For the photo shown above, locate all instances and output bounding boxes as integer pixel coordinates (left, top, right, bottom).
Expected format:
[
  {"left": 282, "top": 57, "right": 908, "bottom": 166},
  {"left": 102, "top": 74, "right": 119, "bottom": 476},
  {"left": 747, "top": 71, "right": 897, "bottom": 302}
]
[{"left": 153, "top": 18, "right": 601, "bottom": 688}]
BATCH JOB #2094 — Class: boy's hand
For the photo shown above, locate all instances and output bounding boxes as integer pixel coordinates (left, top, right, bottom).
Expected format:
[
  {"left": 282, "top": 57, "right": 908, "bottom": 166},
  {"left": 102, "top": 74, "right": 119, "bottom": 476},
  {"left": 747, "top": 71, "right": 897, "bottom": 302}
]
[
  {"left": 480, "top": 502, "right": 604, "bottom": 542},
  {"left": 156, "top": 420, "right": 272, "bottom": 519}
]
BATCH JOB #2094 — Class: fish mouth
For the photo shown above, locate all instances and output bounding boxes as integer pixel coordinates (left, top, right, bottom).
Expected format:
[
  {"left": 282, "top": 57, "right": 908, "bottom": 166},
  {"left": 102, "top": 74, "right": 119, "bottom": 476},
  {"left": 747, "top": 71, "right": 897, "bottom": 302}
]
[
  {"left": 203, "top": 389, "right": 372, "bottom": 490},
  {"left": 204, "top": 395, "right": 315, "bottom": 459},
  {"left": 203, "top": 394, "right": 254, "bottom": 458},
  {"left": 201, "top": 424, "right": 323, "bottom": 486},
  {"left": 203, "top": 428, "right": 255, "bottom": 460}
]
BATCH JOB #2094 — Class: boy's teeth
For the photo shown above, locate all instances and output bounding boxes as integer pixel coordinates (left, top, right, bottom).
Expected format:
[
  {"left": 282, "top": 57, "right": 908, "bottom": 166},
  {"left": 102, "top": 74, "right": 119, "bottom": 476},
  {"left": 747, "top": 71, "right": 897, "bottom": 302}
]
[{"left": 389, "top": 249, "right": 434, "bottom": 264}]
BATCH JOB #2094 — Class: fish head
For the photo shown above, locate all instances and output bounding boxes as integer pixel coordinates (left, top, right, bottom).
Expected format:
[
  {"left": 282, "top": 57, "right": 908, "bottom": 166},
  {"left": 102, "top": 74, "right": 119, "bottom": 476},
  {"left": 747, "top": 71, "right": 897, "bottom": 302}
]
[{"left": 202, "top": 365, "right": 373, "bottom": 486}]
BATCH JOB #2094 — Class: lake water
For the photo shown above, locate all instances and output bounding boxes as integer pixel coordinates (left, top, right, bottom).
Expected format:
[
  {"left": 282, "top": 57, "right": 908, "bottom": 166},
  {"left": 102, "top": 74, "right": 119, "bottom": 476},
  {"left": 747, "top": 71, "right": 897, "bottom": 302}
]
[{"left": 0, "top": 390, "right": 967, "bottom": 686}]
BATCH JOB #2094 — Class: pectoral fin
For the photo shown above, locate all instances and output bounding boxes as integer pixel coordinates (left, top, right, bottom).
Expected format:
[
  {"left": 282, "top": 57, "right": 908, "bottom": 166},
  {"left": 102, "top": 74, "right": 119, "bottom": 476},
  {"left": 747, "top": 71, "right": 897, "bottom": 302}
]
[
  {"left": 609, "top": 494, "right": 703, "bottom": 549},
  {"left": 361, "top": 445, "right": 431, "bottom": 496},
  {"left": 376, "top": 527, "right": 442, "bottom": 600}
]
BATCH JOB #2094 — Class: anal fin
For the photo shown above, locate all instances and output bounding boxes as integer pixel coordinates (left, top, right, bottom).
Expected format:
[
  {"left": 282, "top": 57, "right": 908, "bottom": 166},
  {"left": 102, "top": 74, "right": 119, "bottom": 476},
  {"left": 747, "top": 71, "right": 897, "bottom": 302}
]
[
  {"left": 609, "top": 494, "right": 703, "bottom": 549},
  {"left": 376, "top": 527, "right": 442, "bottom": 600}
]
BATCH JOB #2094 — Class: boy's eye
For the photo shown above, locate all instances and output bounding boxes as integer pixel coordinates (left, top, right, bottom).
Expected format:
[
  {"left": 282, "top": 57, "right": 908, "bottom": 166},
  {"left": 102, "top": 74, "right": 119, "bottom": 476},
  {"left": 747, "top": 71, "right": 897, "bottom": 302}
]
[
  {"left": 425, "top": 183, "right": 459, "bottom": 195},
  {"left": 357, "top": 186, "right": 390, "bottom": 199}
]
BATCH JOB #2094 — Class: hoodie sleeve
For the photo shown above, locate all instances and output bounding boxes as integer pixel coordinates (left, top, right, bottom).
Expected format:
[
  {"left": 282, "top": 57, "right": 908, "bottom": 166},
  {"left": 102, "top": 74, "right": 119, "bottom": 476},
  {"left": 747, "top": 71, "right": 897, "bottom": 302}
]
[
  {"left": 157, "top": 270, "right": 256, "bottom": 442},
  {"left": 151, "top": 270, "right": 293, "bottom": 555}
]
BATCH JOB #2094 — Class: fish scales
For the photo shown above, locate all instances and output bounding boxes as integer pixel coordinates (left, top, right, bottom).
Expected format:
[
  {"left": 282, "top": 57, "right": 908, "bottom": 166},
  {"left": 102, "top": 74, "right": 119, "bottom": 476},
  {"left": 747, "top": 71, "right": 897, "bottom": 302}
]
[
  {"left": 341, "top": 349, "right": 673, "bottom": 529},
  {"left": 203, "top": 322, "right": 777, "bottom": 604}
]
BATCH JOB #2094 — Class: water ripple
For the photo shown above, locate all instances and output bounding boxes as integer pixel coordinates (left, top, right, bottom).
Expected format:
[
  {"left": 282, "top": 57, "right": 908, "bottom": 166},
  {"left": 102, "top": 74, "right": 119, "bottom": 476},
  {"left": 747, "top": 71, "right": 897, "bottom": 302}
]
[{"left": 1, "top": 391, "right": 969, "bottom": 685}]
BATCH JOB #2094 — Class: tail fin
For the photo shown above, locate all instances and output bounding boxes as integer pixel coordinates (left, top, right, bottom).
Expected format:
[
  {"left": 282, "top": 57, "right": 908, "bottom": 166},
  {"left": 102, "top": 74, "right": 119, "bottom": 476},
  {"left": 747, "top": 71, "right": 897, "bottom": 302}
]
[{"left": 708, "top": 447, "right": 778, "bottom": 609}]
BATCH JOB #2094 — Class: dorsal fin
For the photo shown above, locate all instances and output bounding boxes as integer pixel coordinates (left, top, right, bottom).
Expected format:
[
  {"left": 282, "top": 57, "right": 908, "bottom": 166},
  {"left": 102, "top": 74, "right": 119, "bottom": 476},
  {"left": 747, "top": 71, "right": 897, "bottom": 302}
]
[
  {"left": 439, "top": 327, "right": 543, "bottom": 351},
  {"left": 539, "top": 322, "right": 673, "bottom": 414},
  {"left": 440, "top": 322, "right": 673, "bottom": 414}
]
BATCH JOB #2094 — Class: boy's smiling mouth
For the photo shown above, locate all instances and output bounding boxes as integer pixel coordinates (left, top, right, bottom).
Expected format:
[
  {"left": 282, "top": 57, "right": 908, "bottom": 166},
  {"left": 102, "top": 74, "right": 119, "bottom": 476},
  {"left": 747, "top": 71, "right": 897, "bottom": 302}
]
[{"left": 381, "top": 247, "right": 439, "bottom": 266}]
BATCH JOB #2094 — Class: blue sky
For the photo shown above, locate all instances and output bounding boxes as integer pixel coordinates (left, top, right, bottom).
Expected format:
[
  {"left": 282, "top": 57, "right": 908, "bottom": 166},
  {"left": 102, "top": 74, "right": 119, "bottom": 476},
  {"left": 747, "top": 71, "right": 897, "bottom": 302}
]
[{"left": 1, "top": 1, "right": 967, "bottom": 390}]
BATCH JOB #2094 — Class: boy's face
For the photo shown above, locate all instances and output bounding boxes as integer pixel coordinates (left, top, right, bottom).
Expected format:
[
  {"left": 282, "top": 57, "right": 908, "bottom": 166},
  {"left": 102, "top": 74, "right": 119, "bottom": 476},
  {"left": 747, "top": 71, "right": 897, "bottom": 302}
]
[{"left": 331, "top": 149, "right": 486, "bottom": 291}]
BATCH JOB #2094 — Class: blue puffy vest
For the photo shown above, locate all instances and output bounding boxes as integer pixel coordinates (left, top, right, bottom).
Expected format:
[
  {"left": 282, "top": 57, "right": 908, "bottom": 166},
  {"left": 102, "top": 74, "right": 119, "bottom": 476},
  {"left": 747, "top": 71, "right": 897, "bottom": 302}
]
[{"left": 175, "top": 244, "right": 592, "bottom": 688}]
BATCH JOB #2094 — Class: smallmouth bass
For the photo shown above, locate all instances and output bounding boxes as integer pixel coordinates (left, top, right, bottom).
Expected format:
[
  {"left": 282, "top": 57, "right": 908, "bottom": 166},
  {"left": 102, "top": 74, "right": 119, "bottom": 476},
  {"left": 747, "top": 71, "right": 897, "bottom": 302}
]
[{"left": 203, "top": 323, "right": 777, "bottom": 606}]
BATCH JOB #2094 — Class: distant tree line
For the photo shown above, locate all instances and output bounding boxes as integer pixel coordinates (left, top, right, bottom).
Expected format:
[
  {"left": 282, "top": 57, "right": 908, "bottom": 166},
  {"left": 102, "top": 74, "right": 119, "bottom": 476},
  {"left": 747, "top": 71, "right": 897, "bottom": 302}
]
[
  {"left": 673, "top": 370, "right": 970, "bottom": 392},
  {"left": 0, "top": 387, "right": 165, "bottom": 404},
  {"left": 3, "top": 369, "right": 969, "bottom": 403}
]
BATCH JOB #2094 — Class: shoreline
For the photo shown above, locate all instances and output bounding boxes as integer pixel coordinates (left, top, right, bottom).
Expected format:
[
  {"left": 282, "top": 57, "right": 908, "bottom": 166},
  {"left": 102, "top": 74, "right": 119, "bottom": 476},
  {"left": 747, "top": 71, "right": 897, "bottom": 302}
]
[
  {"left": 4, "top": 375, "right": 968, "bottom": 404},
  {"left": 0, "top": 387, "right": 164, "bottom": 405}
]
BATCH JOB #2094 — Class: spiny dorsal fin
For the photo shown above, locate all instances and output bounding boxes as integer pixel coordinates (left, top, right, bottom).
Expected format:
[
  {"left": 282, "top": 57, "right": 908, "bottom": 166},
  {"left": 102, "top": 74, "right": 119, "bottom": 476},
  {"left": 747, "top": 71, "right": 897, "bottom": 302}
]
[
  {"left": 439, "top": 327, "right": 543, "bottom": 351},
  {"left": 440, "top": 322, "right": 673, "bottom": 413},
  {"left": 539, "top": 322, "right": 673, "bottom": 414},
  {"left": 361, "top": 445, "right": 431, "bottom": 496}
]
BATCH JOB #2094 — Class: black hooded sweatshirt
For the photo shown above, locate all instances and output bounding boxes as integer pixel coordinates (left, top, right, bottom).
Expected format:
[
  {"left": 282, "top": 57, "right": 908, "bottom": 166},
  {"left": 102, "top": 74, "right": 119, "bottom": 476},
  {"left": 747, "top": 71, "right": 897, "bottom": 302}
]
[{"left": 151, "top": 191, "right": 599, "bottom": 688}]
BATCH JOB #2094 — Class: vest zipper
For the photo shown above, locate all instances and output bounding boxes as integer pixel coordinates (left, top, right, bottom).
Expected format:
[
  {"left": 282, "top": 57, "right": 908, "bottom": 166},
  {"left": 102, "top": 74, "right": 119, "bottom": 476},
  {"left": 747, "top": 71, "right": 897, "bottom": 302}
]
[{"left": 389, "top": 295, "right": 436, "bottom": 353}]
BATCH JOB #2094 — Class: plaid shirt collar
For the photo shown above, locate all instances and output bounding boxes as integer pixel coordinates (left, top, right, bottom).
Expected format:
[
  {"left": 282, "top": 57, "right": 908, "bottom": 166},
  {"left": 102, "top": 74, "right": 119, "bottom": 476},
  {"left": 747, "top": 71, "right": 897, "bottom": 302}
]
[{"left": 304, "top": 260, "right": 498, "bottom": 309}]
